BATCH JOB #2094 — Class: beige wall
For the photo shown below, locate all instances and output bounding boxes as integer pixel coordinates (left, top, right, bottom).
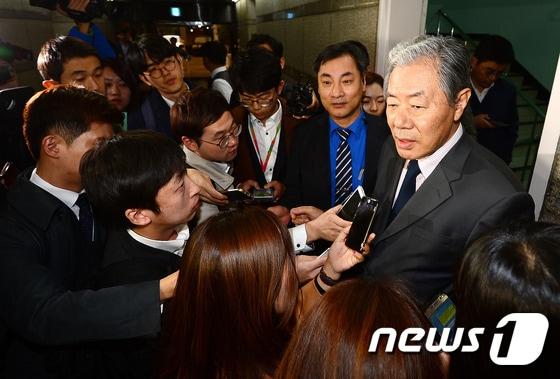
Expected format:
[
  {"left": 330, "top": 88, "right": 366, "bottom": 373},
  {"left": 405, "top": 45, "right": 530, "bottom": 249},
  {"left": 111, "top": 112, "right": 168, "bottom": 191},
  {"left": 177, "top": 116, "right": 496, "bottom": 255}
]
[{"left": 236, "top": 0, "right": 379, "bottom": 78}]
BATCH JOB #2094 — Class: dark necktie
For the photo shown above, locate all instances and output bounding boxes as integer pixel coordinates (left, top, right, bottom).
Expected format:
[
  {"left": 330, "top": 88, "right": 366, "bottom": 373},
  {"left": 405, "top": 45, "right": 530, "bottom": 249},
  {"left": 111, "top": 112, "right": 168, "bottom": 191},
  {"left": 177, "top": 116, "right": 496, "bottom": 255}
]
[
  {"left": 335, "top": 128, "right": 353, "bottom": 205},
  {"left": 388, "top": 160, "right": 420, "bottom": 223},
  {"left": 76, "top": 193, "right": 94, "bottom": 242}
]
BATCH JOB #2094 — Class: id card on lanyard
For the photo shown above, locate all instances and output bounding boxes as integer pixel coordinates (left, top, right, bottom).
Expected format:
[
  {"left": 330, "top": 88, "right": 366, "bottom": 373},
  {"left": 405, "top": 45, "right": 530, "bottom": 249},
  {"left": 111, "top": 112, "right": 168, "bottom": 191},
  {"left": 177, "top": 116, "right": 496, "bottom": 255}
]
[{"left": 248, "top": 118, "right": 281, "bottom": 175}]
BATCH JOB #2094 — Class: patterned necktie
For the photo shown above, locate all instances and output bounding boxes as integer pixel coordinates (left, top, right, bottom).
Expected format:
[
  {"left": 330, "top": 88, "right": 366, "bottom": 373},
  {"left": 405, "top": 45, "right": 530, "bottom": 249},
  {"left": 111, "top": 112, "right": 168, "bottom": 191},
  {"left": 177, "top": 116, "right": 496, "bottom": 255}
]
[
  {"left": 388, "top": 160, "right": 420, "bottom": 223},
  {"left": 335, "top": 128, "right": 353, "bottom": 205},
  {"left": 76, "top": 193, "right": 94, "bottom": 242}
]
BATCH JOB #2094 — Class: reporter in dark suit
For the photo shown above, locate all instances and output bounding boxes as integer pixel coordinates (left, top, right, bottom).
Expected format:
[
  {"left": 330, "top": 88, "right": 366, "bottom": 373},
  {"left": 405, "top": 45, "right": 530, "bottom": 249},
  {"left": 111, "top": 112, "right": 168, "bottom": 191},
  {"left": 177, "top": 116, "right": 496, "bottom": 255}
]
[
  {"left": 275, "top": 41, "right": 389, "bottom": 214},
  {"left": 0, "top": 87, "right": 177, "bottom": 378},
  {"left": 362, "top": 36, "right": 534, "bottom": 305},
  {"left": 231, "top": 48, "right": 302, "bottom": 201},
  {"left": 80, "top": 131, "right": 201, "bottom": 378}
]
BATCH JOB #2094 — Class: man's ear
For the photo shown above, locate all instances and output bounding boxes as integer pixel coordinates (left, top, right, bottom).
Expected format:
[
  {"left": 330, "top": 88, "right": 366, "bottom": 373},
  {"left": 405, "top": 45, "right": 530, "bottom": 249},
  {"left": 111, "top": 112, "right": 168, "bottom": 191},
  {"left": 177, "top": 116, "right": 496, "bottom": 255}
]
[
  {"left": 182, "top": 136, "right": 199, "bottom": 153},
  {"left": 276, "top": 80, "right": 285, "bottom": 95},
  {"left": 453, "top": 88, "right": 471, "bottom": 122},
  {"left": 42, "top": 79, "right": 58, "bottom": 89},
  {"left": 139, "top": 74, "right": 152, "bottom": 87},
  {"left": 125, "top": 208, "right": 152, "bottom": 227},
  {"left": 41, "top": 135, "right": 63, "bottom": 158},
  {"left": 279, "top": 57, "right": 286, "bottom": 70}
]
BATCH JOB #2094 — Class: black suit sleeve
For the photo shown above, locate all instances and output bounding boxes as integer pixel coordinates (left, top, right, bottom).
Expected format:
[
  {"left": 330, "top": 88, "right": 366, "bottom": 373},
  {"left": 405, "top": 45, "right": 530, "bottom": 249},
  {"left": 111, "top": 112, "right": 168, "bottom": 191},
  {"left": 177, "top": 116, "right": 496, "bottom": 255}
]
[
  {"left": 0, "top": 223, "right": 161, "bottom": 346},
  {"left": 280, "top": 122, "right": 307, "bottom": 209}
]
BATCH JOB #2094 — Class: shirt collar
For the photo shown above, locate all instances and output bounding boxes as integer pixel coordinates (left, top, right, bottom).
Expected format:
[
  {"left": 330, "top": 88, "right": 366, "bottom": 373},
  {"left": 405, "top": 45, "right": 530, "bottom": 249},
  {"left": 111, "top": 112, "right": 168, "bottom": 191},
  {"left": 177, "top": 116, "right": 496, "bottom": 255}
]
[
  {"left": 211, "top": 66, "right": 227, "bottom": 78},
  {"left": 329, "top": 110, "right": 366, "bottom": 136},
  {"left": 127, "top": 224, "right": 190, "bottom": 257},
  {"left": 416, "top": 124, "right": 464, "bottom": 178},
  {"left": 470, "top": 78, "right": 494, "bottom": 102},
  {"left": 29, "top": 168, "right": 81, "bottom": 210},
  {"left": 161, "top": 95, "right": 175, "bottom": 108},
  {"left": 249, "top": 99, "right": 283, "bottom": 130}
]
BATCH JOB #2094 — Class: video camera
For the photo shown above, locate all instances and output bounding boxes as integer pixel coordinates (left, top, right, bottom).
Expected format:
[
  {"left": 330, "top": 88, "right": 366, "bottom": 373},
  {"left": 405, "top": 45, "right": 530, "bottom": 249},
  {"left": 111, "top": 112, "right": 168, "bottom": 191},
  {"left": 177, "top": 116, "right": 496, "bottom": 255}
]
[
  {"left": 285, "top": 81, "right": 315, "bottom": 118},
  {"left": 30, "top": 0, "right": 106, "bottom": 22}
]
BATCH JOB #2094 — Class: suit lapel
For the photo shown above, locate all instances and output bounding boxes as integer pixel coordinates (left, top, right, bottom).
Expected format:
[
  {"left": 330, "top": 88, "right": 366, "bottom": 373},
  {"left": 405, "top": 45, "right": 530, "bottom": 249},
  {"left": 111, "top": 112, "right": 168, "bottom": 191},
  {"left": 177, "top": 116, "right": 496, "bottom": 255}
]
[
  {"left": 243, "top": 115, "right": 267, "bottom": 184},
  {"left": 315, "top": 113, "right": 332, "bottom": 209},
  {"left": 375, "top": 133, "right": 472, "bottom": 243}
]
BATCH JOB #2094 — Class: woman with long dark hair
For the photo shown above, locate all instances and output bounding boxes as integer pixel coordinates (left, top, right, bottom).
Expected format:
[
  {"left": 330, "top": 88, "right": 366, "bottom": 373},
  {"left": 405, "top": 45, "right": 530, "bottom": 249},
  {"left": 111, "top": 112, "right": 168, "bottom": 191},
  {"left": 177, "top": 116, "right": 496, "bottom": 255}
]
[
  {"left": 276, "top": 278, "right": 446, "bottom": 379},
  {"left": 162, "top": 207, "right": 366, "bottom": 378}
]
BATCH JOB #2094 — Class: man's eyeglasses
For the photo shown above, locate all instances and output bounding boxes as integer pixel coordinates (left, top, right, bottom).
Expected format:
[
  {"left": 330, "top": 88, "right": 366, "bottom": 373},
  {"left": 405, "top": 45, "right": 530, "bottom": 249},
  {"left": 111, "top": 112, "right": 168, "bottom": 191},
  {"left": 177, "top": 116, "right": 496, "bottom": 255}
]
[
  {"left": 199, "top": 123, "right": 241, "bottom": 150},
  {"left": 143, "top": 57, "right": 177, "bottom": 79},
  {"left": 239, "top": 93, "right": 276, "bottom": 109}
]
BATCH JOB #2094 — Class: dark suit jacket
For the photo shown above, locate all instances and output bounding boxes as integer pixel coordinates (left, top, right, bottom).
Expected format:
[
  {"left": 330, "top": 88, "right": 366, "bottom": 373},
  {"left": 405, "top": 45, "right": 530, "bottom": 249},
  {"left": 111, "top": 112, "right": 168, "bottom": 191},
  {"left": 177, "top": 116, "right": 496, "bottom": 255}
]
[
  {"left": 231, "top": 101, "right": 301, "bottom": 188},
  {"left": 0, "top": 173, "right": 161, "bottom": 378},
  {"left": 281, "top": 112, "right": 390, "bottom": 210},
  {"left": 93, "top": 229, "right": 182, "bottom": 379},
  {"left": 127, "top": 81, "right": 195, "bottom": 140},
  {"left": 362, "top": 133, "right": 534, "bottom": 305},
  {"left": 470, "top": 78, "right": 518, "bottom": 164}
]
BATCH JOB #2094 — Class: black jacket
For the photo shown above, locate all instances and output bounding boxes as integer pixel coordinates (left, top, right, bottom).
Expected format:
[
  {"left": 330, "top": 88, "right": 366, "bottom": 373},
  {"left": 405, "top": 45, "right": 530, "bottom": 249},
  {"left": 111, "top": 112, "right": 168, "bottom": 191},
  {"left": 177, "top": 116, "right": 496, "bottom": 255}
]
[
  {"left": 0, "top": 172, "right": 161, "bottom": 378},
  {"left": 281, "top": 111, "right": 390, "bottom": 210}
]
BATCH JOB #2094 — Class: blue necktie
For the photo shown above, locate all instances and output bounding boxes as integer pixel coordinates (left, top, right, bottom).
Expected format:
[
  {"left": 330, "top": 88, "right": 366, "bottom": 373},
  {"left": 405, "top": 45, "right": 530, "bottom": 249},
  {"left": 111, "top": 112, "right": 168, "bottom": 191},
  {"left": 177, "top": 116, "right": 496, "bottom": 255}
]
[
  {"left": 388, "top": 160, "right": 420, "bottom": 223},
  {"left": 335, "top": 128, "right": 352, "bottom": 205},
  {"left": 76, "top": 193, "right": 94, "bottom": 242}
]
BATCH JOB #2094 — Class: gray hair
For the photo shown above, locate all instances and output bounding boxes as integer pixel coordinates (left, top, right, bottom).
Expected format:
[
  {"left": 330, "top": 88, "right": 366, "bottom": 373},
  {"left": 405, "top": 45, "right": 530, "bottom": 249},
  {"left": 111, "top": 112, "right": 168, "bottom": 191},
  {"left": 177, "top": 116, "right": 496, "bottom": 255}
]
[{"left": 386, "top": 35, "right": 470, "bottom": 105}]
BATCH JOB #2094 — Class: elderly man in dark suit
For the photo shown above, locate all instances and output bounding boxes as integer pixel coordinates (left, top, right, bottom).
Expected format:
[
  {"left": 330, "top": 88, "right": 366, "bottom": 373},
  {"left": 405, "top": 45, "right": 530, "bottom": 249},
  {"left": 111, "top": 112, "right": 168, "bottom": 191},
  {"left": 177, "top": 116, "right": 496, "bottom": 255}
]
[{"left": 357, "top": 35, "right": 534, "bottom": 305}]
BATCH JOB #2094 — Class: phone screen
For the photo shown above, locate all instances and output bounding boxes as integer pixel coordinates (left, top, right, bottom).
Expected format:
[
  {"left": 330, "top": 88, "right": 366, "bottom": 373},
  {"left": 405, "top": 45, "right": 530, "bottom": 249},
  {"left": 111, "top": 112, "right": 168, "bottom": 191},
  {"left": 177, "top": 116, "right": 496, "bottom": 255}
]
[
  {"left": 345, "top": 197, "right": 378, "bottom": 251},
  {"left": 337, "top": 186, "right": 365, "bottom": 221},
  {"left": 425, "top": 294, "right": 456, "bottom": 337}
]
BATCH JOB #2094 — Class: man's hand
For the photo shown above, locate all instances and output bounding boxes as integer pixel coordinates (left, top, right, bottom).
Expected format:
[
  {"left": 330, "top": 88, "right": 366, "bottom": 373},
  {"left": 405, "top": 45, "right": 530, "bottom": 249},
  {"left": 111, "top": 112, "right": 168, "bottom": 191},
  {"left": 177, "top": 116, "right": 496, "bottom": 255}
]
[
  {"left": 305, "top": 205, "right": 351, "bottom": 242},
  {"left": 295, "top": 254, "right": 327, "bottom": 285},
  {"left": 57, "top": 0, "right": 91, "bottom": 33},
  {"left": 264, "top": 180, "right": 285, "bottom": 200},
  {"left": 186, "top": 168, "right": 228, "bottom": 206},
  {"left": 159, "top": 271, "right": 178, "bottom": 301},
  {"left": 322, "top": 227, "right": 375, "bottom": 281},
  {"left": 290, "top": 205, "right": 327, "bottom": 225},
  {"left": 238, "top": 179, "right": 260, "bottom": 193},
  {"left": 474, "top": 113, "right": 495, "bottom": 129},
  {"left": 267, "top": 205, "right": 291, "bottom": 225}
]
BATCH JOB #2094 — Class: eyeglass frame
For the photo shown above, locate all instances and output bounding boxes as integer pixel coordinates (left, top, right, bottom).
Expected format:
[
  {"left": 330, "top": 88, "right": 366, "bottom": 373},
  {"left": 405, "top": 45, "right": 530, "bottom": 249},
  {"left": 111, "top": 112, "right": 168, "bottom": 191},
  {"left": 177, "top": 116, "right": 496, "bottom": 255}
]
[
  {"left": 143, "top": 56, "right": 179, "bottom": 79},
  {"left": 239, "top": 89, "right": 278, "bottom": 109},
  {"left": 199, "top": 123, "right": 242, "bottom": 150}
]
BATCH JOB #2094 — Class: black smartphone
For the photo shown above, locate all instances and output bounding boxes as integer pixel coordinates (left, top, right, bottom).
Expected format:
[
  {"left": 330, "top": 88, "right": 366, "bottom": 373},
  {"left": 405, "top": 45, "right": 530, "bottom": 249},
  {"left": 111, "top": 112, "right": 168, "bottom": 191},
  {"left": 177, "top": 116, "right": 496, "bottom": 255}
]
[
  {"left": 221, "top": 188, "right": 251, "bottom": 202},
  {"left": 345, "top": 197, "right": 378, "bottom": 251},
  {"left": 337, "top": 185, "right": 365, "bottom": 221},
  {"left": 425, "top": 293, "right": 456, "bottom": 338}
]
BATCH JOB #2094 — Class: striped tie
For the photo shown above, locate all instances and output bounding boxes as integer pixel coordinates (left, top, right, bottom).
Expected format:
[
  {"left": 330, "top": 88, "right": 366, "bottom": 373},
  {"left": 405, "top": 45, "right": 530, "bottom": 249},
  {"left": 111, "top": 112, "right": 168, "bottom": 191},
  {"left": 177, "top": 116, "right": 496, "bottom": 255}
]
[{"left": 335, "top": 128, "right": 352, "bottom": 205}]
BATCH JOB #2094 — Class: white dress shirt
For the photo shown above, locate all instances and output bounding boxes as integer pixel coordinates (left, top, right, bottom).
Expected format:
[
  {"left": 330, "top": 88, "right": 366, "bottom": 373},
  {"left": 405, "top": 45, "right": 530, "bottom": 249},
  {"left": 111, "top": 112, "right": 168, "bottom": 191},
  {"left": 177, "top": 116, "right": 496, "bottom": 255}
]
[
  {"left": 248, "top": 100, "right": 283, "bottom": 182},
  {"left": 127, "top": 224, "right": 190, "bottom": 257},
  {"left": 470, "top": 78, "right": 494, "bottom": 103},
  {"left": 30, "top": 168, "right": 82, "bottom": 219},
  {"left": 393, "top": 125, "right": 464, "bottom": 206}
]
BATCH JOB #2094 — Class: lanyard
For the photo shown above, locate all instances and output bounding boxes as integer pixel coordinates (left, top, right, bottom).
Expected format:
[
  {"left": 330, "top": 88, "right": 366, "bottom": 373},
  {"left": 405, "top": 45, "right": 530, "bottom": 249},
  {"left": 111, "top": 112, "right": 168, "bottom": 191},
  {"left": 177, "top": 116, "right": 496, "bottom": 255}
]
[{"left": 249, "top": 118, "right": 282, "bottom": 174}]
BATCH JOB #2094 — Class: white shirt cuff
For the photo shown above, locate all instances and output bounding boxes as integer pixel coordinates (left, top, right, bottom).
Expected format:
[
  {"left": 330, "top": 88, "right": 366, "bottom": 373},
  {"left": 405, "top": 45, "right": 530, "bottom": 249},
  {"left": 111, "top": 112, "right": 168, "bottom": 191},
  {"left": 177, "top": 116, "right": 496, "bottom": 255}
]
[{"left": 289, "top": 224, "right": 314, "bottom": 253}]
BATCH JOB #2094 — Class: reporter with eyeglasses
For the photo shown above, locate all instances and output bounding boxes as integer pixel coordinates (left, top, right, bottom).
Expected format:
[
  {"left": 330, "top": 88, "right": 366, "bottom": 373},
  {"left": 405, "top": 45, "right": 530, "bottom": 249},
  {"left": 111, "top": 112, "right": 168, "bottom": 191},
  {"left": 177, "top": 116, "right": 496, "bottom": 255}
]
[
  {"left": 229, "top": 47, "right": 304, "bottom": 203},
  {"left": 127, "top": 34, "right": 195, "bottom": 139},
  {"left": 170, "top": 88, "right": 240, "bottom": 225}
]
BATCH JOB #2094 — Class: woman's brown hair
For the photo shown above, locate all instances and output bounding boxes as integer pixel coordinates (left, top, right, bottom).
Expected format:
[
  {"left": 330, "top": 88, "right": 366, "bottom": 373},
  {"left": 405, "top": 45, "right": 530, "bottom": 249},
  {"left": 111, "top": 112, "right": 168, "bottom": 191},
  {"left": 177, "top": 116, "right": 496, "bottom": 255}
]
[
  {"left": 162, "top": 207, "right": 299, "bottom": 379},
  {"left": 276, "top": 278, "right": 446, "bottom": 379}
]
